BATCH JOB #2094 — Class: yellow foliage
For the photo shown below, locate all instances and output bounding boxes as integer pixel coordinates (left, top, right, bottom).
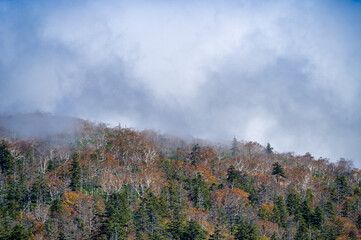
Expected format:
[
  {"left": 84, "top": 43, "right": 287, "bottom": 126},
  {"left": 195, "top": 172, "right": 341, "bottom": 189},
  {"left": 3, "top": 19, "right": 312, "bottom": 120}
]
[
  {"left": 63, "top": 191, "right": 92, "bottom": 218},
  {"left": 259, "top": 237, "right": 270, "bottom": 240},
  {"left": 261, "top": 203, "right": 274, "bottom": 215}
]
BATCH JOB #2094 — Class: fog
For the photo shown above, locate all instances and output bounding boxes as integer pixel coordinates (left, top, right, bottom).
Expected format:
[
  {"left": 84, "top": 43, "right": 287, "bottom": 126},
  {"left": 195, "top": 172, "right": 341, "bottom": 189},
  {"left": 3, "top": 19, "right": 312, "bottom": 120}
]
[{"left": 1, "top": 0, "right": 361, "bottom": 166}]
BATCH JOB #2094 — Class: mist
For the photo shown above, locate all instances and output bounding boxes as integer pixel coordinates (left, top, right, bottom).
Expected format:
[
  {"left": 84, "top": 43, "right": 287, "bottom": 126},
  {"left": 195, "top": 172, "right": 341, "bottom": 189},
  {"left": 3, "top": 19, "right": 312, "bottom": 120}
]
[{"left": 1, "top": 0, "right": 361, "bottom": 166}]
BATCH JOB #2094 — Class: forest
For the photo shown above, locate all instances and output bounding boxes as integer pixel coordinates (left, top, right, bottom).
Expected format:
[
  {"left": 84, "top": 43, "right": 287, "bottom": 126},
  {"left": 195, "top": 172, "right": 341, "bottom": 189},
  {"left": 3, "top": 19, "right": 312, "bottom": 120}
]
[{"left": 0, "top": 120, "right": 360, "bottom": 239}]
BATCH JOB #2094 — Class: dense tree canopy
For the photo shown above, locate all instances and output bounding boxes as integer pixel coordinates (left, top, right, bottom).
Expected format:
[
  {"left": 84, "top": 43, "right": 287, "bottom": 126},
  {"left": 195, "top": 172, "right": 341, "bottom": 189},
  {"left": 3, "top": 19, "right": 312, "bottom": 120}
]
[{"left": 0, "top": 121, "right": 360, "bottom": 239}]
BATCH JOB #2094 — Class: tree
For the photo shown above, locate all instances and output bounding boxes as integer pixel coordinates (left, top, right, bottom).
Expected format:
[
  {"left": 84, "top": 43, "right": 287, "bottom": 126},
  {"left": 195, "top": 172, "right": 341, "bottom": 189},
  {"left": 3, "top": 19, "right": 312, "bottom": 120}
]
[
  {"left": 272, "top": 162, "right": 286, "bottom": 181},
  {"left": 0, "top": 140, "right": 14, "bottom": 174},
  {"left": 286, "top": 189, "right": 301, "bottom": 216},
  {"left": 227, "top": 165, "right": 238, "bottom": 187},
  {"left": 266, "top": 143, "right": 273, "bottom": 154},
  {"left": 311, "top": 206, "right": 324, "bottom": 229},
  {"left": 209, "top": 223, "right": 224, "bottom": 240},
  {"left": 183, "top": 219, "right": 207, "bottom": 240},
  {"left": 96, "top": 189, "right": 131, "bottom": 240},
  {"left": 335, "top": 175, "right": 350, "bottom": 203},
  {"left": 325, "top": 201, "right": 336, "bottom": 220},
  {"left": 231, "top": 137, "right": 239, "bottom": 157},
  {"left": 295, "top": 219, "right": 308, "bottom": 240},
  {"left": 135, "top": 190, "right": 168, "bottom": 238},
  {"left": 191, "top": 144, "right": 202, "bottom": 165},
  {"left": 273, "top": 196, "right": 288, "bottom": 227},
  {"left": 188, "top": 174, "right": 211, "bottom": 210},
  {"left": 233, "top": 218, "right": 258, "bottom": 240},
  {"left": 70, "top": 153, "right": 81, "bottom": 191},
  {"left": 8, "top": 224, "right": 31, "bottom": 240}
]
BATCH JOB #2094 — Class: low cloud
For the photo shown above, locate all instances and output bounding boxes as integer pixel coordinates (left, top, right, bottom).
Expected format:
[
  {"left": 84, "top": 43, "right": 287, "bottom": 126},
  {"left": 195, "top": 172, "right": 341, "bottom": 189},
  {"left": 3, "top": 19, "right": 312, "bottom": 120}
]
[{"left": 1, "top": 0, "right": 361, "bottom": 166}]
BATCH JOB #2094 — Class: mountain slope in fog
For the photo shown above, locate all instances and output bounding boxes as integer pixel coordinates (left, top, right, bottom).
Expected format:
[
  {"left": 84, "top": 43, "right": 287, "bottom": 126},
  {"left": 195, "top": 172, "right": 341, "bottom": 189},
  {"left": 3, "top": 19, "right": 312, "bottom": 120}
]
[{"left": 0, "top": 112, "right": 83, "bottom": 138}]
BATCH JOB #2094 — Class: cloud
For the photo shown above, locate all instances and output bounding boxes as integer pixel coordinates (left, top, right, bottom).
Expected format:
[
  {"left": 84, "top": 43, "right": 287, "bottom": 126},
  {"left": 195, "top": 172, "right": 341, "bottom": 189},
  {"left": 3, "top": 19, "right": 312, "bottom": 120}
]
[{"left": 1, "top": 0, "right": 361, "bottom": 166}]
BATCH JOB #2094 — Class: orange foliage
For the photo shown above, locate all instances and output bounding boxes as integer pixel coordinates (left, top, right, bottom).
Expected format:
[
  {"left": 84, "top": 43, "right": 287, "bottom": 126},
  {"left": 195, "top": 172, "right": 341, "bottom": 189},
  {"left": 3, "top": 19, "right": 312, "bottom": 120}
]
[
  {"left": 231, "top": 187, "right": 250, "bottom": 200},
  {"left": 63, "top": 191, "right": 92, "bottom": 218},
  {"left": 197, "top": 164, "right": 219, "bottom": 184},
  {"left": 212, "top": 187, "right": 249, "bottom": 208}
]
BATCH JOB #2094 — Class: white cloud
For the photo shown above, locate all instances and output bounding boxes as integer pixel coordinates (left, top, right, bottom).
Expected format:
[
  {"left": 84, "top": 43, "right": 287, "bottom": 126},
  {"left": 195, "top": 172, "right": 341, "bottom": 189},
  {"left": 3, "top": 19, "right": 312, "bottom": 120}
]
[{"left": 1, "top": 0, "right": 361, "bottom": 166}]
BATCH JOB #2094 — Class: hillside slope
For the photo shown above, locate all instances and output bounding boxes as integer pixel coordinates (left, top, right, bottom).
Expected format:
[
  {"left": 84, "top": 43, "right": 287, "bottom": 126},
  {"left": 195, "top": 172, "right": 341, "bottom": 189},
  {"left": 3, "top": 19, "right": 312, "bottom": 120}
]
[{"left": 0, "top": 120, "right": 360, "bottom": 239}]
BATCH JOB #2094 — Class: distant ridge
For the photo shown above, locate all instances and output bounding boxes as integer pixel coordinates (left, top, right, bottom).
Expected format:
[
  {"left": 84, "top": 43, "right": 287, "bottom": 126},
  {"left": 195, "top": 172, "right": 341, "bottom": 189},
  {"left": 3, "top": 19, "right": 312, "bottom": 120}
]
[{"left": 0, "top": 112, "right": 83, "bottom": 138}]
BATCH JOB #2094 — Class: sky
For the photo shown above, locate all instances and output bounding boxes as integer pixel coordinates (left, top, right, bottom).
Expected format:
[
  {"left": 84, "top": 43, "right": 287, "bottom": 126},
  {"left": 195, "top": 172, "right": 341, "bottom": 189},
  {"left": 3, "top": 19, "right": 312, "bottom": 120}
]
[{"left": 1, "top": 0, "right": 361, "bottom": 166}]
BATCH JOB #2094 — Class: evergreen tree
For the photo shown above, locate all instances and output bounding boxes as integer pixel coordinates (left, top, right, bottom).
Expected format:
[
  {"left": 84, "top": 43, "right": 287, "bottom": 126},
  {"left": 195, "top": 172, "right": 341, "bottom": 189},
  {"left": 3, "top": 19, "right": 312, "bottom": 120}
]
[
  {"left": 295, "top": 219, "right": 308, "bottom": 240},
  {"left": 273, "top": 196, "right": 288, "bottom": 227},
  {"left": 3, "top": 180, "right": 28, "bottom": 217},
  {"left": 167, "top": 218, "right": 186, "bottom": 240},
  {"left": 70, "top": 153, "right": 81, "bottom": 191},
  {"left": 47, "top": 159, "right": 55, "bottom": 172},
  {"left": 335, "top": 175, "right": 350, "bottom": 202},
  {"left": 135, "top": 190, "right": 168, "bottom": 238},
  {"left": 189, "top": 174, "right": 211, "bottom": 210},
  {"left": 227, "top": 165, "right": 238, "bottom": 186},
  {"left": 311, "top": 206, "right": 324, "bottom": 229},
  {"left": 342, "top": 198, "right": 355, "bottom": 218},
  {"left": 96, "top": 189, "right": 131, "bottom": 240},
  {"left": 325, "top": 201, "right": 336, "bottom": 220},
  {"left": 233, "top": 218, "right": 258, "bottom": 240},
  {"left": 30, "top": 175, "right": 50, "bottom": 206},
  {"left": 9, "top": 224, "right": 31, "bottom": 240},
  {"left": 272, "top": 162, "right": 286, "bottom": 181},
  {"left": 286, "top": 189, "right": 301, "bottom": 215},
  {"left": 183, "top": 219, "right": 207, "bottom": 240},
  {"left": 0, "top": 140, "right": 14, "bottom": 174},
  {"left": 231, "top": 137, "right": 239, "bottom": 157},
  {"left": 266, "top": 143, "right": 273, "bottom": 154},
  {"left": 300, "top": 200, "right": 313, "bottom": 226},
  {"left": 190, "top": 144, "right": 201, "bottom": 165}
]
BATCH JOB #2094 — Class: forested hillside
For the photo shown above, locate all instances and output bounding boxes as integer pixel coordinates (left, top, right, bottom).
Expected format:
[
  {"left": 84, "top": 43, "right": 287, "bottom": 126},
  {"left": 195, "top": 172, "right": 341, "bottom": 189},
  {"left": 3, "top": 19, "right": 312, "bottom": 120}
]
[{"left": 0, "top": 121, "right": 360, "bottom": 239}]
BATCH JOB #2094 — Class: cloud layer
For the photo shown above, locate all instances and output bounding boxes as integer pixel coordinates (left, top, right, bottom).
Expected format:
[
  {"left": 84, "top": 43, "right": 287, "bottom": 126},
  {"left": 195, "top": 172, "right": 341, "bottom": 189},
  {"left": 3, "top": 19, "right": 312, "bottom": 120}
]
[{"left": 1, "top": 0, "right": 361, "bottom": 165}]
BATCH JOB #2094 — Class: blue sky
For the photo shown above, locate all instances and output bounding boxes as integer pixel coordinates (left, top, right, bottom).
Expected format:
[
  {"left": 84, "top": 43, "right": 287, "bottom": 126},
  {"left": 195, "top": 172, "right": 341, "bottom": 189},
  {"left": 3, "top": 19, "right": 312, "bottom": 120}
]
[{"left": 1, "top": 0, "right": 361, "bottom": 166}]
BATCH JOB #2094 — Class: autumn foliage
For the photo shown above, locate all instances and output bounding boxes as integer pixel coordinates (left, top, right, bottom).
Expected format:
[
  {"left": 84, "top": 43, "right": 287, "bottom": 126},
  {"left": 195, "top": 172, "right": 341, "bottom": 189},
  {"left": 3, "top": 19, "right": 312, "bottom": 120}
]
[{"left": 0, "top": 121, "right": 360, "bottom": 239}]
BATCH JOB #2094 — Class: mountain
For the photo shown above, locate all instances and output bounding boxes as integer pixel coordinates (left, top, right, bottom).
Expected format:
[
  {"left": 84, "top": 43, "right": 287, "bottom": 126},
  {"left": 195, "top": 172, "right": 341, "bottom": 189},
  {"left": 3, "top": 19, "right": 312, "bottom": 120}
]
[
  {"left": 0, "top": 112, "right": 83, "bottom": 139},
  {"left": 0, "top": 117, "right": 360, "bottom": 239}
]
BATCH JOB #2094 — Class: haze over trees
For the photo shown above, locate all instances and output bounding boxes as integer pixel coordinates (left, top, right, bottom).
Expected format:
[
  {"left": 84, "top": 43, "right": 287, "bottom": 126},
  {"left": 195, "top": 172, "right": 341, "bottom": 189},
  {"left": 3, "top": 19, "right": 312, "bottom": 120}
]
[{"left": 0, "top": 117, "right": 360, "bottom": 239}]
